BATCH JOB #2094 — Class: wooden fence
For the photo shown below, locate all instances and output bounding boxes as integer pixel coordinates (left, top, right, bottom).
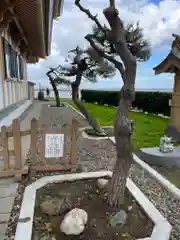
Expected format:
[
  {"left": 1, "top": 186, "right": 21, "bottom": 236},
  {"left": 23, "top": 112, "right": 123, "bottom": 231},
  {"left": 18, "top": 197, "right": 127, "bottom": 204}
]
[{"left": 0, "top": 118, "right": 79, "bottom": 181}]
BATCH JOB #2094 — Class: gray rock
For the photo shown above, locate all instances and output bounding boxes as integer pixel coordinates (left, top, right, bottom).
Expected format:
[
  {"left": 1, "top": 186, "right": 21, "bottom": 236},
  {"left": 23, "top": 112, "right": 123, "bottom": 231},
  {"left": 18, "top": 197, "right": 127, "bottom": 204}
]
[
  {"left": 97, "top": 178, "right": 109, "bottom": 189},
  {"left": 40, "top": 197, "right": 72, "bottom": 216},
  {"left": 109, "top": 210, "right": 128, "bottom": 227}
]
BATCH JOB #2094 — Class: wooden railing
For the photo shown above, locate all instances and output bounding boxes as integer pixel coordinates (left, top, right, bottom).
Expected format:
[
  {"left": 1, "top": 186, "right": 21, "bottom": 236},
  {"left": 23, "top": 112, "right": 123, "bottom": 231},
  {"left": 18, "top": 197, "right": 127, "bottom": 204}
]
[{"left": 0, "top": 118, "right": 79, "bottom": 181}]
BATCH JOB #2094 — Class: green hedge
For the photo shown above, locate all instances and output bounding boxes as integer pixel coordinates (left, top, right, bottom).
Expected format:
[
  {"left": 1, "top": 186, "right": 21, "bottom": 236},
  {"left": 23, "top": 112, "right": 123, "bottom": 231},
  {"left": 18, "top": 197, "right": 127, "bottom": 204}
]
[{"left": 81, "top": 90, "right": 172, "bottom": 116}]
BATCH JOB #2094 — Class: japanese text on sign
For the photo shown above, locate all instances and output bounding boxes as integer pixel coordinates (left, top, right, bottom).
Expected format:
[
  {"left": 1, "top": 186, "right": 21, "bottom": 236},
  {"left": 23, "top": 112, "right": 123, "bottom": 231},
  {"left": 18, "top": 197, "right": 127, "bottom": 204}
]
[{"left": 45, "top": 134, "right": 64, "bottom": 158}]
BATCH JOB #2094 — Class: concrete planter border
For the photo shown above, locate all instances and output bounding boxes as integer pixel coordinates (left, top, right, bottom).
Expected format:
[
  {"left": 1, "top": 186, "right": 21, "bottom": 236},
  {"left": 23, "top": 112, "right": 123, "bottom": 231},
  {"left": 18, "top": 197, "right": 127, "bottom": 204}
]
[
  {"left": 47, "top": 104, "right": 66, "bottom": 108},
  {"left": 15, "top": 171, "right": 171, "bottom": 240},
  {"left": 79, "top": 126, "right": 113, "bottom": 140}
]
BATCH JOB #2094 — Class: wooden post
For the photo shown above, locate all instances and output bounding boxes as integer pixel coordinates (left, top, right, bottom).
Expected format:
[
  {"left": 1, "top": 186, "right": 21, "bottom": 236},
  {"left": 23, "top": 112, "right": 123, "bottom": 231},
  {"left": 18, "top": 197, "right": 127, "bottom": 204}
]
[
  {"left": 38, "top": 122, "right": 46, "bottom": 165},
  {"left": 1, "top": 126, "right": 9, "bottom": 170},
  {"left": 70, "top": 119, "right": 78, "bottom": 165},
  {"left": 31, "top": 118, "right": 38, "bottom": 166},
  {"left": 12, "top": 119, "right": 22, "bottom": 169},
  {"left": 0, "top": 37, "right": 6, "bottom": 107},
  {"left": 41, "top": 134, "right": 46, "bottom": 165},
  {"left": 171, "top": 71, "right": 180, "bottom": 131}
]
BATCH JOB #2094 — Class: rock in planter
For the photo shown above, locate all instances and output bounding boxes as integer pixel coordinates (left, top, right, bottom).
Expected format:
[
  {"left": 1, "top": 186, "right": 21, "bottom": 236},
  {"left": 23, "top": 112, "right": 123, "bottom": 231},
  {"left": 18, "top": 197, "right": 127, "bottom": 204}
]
[
  {"left": 97, "top": 178, "right": 109, "bottom": 190},
  {"left": 109, "top": 210, "right": 128, "bottom": 227},
  {"left": 40, "top": 197, "right": 72, "bottom": 216},
  {"left": 60, "top": 208, "right": 88, "bottom": 235}
]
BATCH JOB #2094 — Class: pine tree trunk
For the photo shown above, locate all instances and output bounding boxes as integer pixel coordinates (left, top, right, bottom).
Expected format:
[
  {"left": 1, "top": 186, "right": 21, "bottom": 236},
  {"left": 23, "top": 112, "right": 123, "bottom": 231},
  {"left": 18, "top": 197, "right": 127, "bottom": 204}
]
[
  {"left": 107, "top": 123, "right": 133, "bottom": 206},
  {"left": 107, "top": 65, "right": 136, "bottom": 207},
  {"left": 100, "top": 3, "right": 137, "bottom": 208},
  {"left": 49, "top": 76, "right": 60, "bottom": 107},
  {"left": 71, "top": 72, "right": 105, "bottom": 135}
]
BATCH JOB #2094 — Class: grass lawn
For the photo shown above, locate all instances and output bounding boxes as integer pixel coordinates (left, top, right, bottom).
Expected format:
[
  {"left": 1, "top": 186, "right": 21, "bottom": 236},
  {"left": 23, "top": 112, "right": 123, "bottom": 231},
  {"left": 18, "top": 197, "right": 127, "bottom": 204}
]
[{"left": 56, "top": 99, "right": 169, "bottom": 150}]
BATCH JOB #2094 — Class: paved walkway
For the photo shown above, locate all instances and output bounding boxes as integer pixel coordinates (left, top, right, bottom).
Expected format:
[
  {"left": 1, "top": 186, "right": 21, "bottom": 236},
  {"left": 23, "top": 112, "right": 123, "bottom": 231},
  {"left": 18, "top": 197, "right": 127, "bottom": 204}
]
[
  {"left": 0, "top": 100, "right": 43, "bottom": 239},
  {"left": 20, "top": 101, "right": 42, "bottom": 165}
]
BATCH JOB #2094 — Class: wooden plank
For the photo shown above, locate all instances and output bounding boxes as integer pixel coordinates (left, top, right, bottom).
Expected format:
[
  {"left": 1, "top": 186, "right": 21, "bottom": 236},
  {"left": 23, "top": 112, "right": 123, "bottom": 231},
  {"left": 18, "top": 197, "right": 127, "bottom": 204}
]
[
  {"left": 0, "top": 129, "right": 38, "bottom": 139},
  {"left": 40, "top": 134, "right": 46, "bottom": 165},
  {"left": 1, "top": 126, "right": 9, "bottom": 170},
  {"left": 43, "top": 128, "right": 71, "bottom": 135},
  {"left": 0, "top": 165, "right": 29, "bottom": 178},
  {"left": 12, "top": 119, "right": 22, "bottom": 169},
  {"left": 20, "top": 129, "right": 31, "bottom": 136},
  {"left": 30, "top": 118, "right": 38, "bottom": 166},
  {"left": 0, "top": 131, "right": 13, "bottom": 138},
  {"left": 63, "top": 133, "right": 67, "bottom": 168},
  {"left": 7, "top": 131, "right": 13, "bottom": 137},
  {"left": 0, "top": 150, "right": 15, "bottom": 156},
  {"left": 70, "top": 119, "right": 78, "bottom": 165},
  {"left": 0, "top": 37, "right": 6, "bottom": 107},
  {"left": 32, "top": 164, "right": 73, "bottom": 172}
]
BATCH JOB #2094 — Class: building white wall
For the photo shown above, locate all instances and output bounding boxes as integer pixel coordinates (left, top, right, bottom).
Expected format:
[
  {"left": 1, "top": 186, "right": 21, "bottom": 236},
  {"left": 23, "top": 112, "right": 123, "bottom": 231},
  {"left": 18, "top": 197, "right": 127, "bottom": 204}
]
[{"left": 0, "top": 30, "right": 28, "bottom": 110}]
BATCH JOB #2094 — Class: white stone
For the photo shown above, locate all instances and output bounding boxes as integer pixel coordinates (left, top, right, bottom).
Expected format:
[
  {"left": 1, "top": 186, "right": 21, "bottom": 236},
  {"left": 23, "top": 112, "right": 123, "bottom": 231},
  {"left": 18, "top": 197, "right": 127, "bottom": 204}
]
[
  {"left": 60, "top": 208, "right": 88, "bottom": 235},
  {"left": 97, "top": 178, "right": 109, "bottom": 189}
]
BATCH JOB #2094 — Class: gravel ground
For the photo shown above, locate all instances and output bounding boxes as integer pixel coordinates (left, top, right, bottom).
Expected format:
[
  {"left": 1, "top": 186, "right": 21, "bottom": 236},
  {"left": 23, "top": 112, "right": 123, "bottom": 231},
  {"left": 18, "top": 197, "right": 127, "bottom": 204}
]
[
  {"left": 5, "top": 102, "right": 180, "bottom": 239},
  {"left": 130, "top": 164, "right": 180, "bottom": 239}
]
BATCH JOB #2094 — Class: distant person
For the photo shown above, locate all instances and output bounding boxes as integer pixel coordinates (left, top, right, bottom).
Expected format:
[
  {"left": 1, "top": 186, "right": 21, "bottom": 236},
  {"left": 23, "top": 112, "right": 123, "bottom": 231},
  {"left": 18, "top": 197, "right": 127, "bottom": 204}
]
[{"left": 46, "top": 88, "right": 50, "bottom": 98}]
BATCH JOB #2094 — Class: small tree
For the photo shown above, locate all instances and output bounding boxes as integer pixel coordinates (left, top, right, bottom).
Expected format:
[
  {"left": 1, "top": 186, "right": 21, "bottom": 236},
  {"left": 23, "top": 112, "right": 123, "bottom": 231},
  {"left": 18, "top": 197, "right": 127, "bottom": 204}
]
[
  {"left": 74, "top": 0, "right": 150, "bottom": 207},
  {"left": 46, "top": 68, "right": 61, "bottom": 107},
  {"left": 51, "top": 46, "right": 116, "bottom": 135}
]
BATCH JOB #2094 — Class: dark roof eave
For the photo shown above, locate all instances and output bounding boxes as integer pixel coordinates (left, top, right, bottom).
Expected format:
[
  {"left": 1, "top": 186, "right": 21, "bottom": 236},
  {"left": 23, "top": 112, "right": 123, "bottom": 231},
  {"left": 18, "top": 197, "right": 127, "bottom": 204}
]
[
  {"left": 153, "top": 53, "right": 180, "bottom": 75},
  {"left": 153, "top": 54, "right": 171, "bottom": 75},
  {"left": 28, "top": 81, "right": 36, "bottom": 86},
  {"left": 44, "top": 0, "right": 63, "bottom": 56},
  {"left": 53, "top": 0, "right": 63, "bottom": 18}
]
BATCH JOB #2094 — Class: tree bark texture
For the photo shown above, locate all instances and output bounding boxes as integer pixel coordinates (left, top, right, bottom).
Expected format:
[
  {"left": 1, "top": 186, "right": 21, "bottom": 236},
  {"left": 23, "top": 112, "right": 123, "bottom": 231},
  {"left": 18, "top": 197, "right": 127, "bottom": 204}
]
[
  {"left": 107, "top": 85, "right": 135, "bottom": 207},
  {"left": 49, "top": 76, "right": 61, "bottom": 107},
  {"left": 103, "top": 5, "right": 136, "bottom": 207},
  {"left": 71, "top": 71, "right": 105, "bottom": 135}
]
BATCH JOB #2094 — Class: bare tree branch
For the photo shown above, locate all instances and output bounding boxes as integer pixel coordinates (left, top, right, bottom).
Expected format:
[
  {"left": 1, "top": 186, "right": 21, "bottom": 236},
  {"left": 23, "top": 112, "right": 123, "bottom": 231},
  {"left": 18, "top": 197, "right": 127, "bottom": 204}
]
[
  {"left": 49, "top": 69, "right": 72, "bottom": 86},
  {"left": 85, "top": 34, "right": 125, "bottom": 80},
  {"left": 110, "top": 0, "right": 115, "bottom": 7},
  {"left": 103, "top": 4, "right": 135, "bottom": 68},
  {"left": 75, "top": 0, "right": 106, "bottom": 34}
]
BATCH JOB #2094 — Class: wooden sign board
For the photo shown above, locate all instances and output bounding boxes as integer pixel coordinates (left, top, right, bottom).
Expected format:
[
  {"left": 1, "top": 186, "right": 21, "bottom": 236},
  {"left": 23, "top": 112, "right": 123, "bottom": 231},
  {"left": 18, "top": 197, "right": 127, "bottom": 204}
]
[{"left": 45, "top": 134, "right": 64, "bottom": 158}]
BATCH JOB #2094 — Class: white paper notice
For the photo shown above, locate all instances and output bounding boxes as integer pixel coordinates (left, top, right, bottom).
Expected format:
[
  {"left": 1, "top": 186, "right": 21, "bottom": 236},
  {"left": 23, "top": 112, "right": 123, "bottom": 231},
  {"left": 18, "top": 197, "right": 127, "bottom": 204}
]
[{"left": 45, "top": 134, "right": 64, "bottom": 158}]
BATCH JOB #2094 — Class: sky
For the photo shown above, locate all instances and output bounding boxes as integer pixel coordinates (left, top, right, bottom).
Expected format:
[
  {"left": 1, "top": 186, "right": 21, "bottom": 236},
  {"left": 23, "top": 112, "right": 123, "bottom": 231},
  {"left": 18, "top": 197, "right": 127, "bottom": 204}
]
[{"left": 27, "top": 0, "right": 180, "bottom": 91}]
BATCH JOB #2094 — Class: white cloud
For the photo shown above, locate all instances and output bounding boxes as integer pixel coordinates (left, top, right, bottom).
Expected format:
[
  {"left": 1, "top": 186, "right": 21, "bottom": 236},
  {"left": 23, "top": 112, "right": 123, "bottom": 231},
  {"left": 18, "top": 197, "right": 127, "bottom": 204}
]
[{"left": 28, "top": 0, "right": 180, "bottom": 90}]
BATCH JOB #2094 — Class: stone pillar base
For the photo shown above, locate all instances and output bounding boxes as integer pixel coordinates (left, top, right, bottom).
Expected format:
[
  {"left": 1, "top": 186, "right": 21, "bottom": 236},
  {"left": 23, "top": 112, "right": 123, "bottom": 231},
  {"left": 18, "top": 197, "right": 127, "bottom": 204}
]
[{"left": 166, "top": 125, "right": 180, "bottom": 143}]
